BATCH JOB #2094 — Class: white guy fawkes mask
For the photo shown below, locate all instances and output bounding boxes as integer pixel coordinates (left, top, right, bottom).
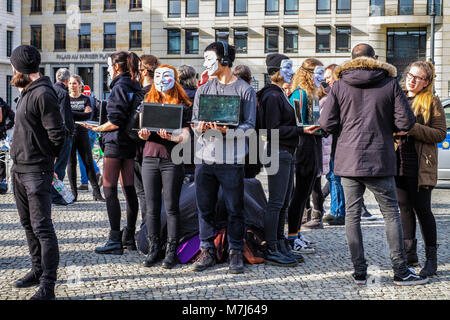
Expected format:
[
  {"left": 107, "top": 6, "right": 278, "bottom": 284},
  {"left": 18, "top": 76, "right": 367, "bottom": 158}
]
[
  {"left": 313, "top": 66, "right": 325, "bottom": 88},
  {"left": 280, "top": 59, "right": 294, "bottom": 84},
  {"left": 154, "top": 67, "right": 175, "bottom": 92},
  {"left": 203, "top": 51, "right": 219, "bottom": 76}
]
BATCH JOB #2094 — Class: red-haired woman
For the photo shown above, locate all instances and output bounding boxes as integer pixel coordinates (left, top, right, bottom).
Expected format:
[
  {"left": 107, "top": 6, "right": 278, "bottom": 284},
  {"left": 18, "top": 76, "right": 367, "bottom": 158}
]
[{"left": 138, "top": 65, "right": 192, "bottom": 269}]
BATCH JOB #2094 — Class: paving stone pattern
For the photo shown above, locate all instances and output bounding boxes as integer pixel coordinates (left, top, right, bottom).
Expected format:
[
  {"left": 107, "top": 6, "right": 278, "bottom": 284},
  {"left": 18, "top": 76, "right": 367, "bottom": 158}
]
[{"left": 0, "top": 174, "right": 448, "bottom": 300}]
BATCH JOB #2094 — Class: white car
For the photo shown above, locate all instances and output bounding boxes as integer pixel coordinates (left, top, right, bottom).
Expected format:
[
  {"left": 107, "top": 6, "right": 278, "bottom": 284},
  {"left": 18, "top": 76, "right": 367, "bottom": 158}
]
[{"left": 437, "top": 99, "right": 450, "bottom": 179}]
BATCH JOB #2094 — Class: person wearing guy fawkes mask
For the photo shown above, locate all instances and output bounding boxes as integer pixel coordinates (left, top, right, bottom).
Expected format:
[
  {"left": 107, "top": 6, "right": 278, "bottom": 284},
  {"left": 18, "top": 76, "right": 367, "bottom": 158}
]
[
  {"left": 257, "top": 54, "right": 320, "bottom": 267},
  {"left": 190, "top": 42, "right": 257, "bottom": 274},
  {"left": 137, "top": 65, "right": 192, "bottom": 269}
]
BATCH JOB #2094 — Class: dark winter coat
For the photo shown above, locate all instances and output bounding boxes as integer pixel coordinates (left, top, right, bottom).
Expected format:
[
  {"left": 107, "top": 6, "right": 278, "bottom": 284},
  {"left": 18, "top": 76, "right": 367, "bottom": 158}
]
[
  {"left": 53, "top": 82, "right": 75, "bottom": 135},
  {"left": 319, "top": 57, "right": 416, "bottom": 177},
  {"left": 10, "top": 76, "right": 65, "bottom": 173},
  {"left": 0, "top": 99, "right": 15, "bottom": 140}
]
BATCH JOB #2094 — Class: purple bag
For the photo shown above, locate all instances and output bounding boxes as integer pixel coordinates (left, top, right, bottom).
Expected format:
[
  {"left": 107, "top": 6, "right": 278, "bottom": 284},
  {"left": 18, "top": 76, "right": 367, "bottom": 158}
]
[{"left": 177, "top": 234, "right": 201, "bottom": 264}]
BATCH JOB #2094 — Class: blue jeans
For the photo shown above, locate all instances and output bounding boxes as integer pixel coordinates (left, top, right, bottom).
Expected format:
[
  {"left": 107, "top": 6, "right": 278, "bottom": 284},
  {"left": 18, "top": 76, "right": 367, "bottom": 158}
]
[
  {"left": 78, "top": 130, "right": 99, "bottom": 185},
  {"left": 326, "top": 156, "right": 345, "bottom": 217},
  {"left": 265, "top": 150, "right": 295, "bottom": 247},
  {"left": 195, "top": 163, "right": 245, "bottom": 251},
  {"left": 51, "top": 134, "right": 73, "bottom": 201}
]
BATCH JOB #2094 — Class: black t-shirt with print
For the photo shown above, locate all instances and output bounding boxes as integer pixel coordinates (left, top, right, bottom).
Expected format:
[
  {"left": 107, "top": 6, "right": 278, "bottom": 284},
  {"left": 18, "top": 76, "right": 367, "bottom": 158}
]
[{"left": 70, "top": 94, "right": 92, "bottom": 133}]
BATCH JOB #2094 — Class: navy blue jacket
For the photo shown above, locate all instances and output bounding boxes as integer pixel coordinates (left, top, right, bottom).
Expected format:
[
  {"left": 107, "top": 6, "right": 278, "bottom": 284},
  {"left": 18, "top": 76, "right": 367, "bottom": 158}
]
[
  {"left": 53, "top": 82, "right": 75, "bottom": 135},
  {"left": 103, "top": 72, "right": 141, "bottom": 147}
]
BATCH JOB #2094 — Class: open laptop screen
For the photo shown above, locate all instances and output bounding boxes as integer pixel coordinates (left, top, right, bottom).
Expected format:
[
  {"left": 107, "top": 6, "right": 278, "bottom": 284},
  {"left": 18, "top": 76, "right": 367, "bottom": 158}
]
[
  {"left": 198, "top": 94, "right": 240, "bottom": 126},
  {"left": 140, "top": 103, "right": 183, "bottom": 132}
]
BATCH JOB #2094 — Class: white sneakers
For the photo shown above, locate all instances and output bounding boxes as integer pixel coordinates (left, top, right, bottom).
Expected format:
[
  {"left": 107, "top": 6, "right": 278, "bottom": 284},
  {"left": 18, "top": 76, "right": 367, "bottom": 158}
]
[{"left": 293, "top": 238, "right": 316, "bottom": 254}]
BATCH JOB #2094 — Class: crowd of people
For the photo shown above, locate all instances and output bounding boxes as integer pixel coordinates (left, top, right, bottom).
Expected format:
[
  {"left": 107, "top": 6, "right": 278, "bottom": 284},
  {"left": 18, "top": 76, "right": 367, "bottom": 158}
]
[{"left": 4, "top": 40, "right": 444, "bottom": 300}]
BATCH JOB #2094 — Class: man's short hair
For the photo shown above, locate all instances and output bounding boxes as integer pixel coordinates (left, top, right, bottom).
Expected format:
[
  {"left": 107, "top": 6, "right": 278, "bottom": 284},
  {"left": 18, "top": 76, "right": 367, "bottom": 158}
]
[
  {"left": 55, "top": 68, "right": 71, "bottom": 82},
  {"left": 351, "top": 44, "right": 376, "bottom": 59},
  {"left": 204, "top": 42, "right": 236, "bottom": 68}
]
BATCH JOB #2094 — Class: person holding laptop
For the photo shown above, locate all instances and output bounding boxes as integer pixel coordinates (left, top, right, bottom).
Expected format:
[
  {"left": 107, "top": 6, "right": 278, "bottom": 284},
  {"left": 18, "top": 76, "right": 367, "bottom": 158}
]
[
  {"left": 138, "top": 64, "right": 192, "bottom": 269},
  {"left": 191, "top": 42, "right": 257, "bottom": 274}
]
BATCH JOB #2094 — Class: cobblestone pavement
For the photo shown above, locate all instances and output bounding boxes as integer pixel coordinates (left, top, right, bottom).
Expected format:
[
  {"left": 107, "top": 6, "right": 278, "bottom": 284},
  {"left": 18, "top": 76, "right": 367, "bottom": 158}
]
[{"left": 0, "top": 174, "right": 448, "bottom": 300}]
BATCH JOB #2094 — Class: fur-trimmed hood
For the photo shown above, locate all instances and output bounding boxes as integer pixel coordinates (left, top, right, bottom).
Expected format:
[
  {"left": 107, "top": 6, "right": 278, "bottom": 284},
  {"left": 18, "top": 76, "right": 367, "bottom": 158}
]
[{"left": 334, "top": 57, "right": 397, "bottom": 87}]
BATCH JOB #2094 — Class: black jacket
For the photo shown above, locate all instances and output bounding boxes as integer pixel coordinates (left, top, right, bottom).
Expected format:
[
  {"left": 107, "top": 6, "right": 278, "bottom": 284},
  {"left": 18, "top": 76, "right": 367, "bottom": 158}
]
[
  {"left": 103, "top": 72, "right": 141, "bottom": 147},
  {"left": 53, "top": 82, "right": 75, "bottom": 135},
  {"left": 10, "top": 76, "right": 65, "bottom": 173},
  {"left": 0, "top": 99, "right": 15, "bottom": 140},
  {"left": 256, "top": 84, "right": 303, "bottom": 154}
]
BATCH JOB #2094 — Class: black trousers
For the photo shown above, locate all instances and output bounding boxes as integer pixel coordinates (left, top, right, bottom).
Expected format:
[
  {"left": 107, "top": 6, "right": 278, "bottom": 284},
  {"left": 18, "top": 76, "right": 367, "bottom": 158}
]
[
  {"left": 67, "top": 129, "right": 99, "bottom": 195},
  {"left": 396, "top": 175, "right": 437, "bottom": 247},
  {"left": 305, "top": 176, "right": 324, "bottom": 213},
  {"left": 0, "top": 152, "right": 6, "bottom": 181},
  {"left": 288, "top": 169, "right": 317, "bottom": 235},
  {"left": 134, "top": 159, "right": 147, "bottom": 224},
  {"left": 13, "top": 170, "right": 59, "bottom": 284},
  {"left": 142, "top": 157, "right": 184, "bottom": 240}
]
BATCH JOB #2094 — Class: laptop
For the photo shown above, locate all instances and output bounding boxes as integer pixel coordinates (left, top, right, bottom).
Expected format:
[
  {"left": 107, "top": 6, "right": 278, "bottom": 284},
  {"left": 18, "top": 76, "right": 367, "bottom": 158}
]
[
  {"left": 74, "top": 100, "right": 108, "bottom": 127},
  {"left": 195, "top": 94, "right": 241, "bottom": 127},
  {"left": 139, "top": 103, "right": 184, "bottom": 133}
]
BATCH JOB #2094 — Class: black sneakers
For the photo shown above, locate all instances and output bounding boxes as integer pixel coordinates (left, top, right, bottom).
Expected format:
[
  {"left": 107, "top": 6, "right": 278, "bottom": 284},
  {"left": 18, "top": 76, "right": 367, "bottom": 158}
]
[
  {"left": 352, "top": 273, "right": 367, "bottom": 285},
  {"left": 394, "top": 268, "right": 429, "bottom": 286},
  {"left": 13, "top": 270, "right": 41, "bottom": 288},
  {"left": 29, "top": 284, "right": 56, "bottom": 300},
  {"left": 192, "top": 247, "right": 216, "bottom": 272},
  {"left": 228, "top": 249, "right": 244, "bottom": 274}
]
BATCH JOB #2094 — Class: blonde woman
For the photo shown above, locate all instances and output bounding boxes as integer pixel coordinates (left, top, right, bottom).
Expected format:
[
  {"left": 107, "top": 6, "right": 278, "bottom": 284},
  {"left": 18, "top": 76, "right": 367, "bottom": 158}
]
[{"left": 396, "top": 61, "right": 446, "bottom": 277}]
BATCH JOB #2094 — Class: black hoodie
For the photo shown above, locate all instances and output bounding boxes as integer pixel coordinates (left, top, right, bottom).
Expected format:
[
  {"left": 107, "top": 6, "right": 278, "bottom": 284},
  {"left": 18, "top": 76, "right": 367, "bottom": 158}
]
[
  {"left": 10, "top": 76, "right": 65, "bottom": 173},
  {"left": 256, "top": 83, "right": 303, "bottom": 154}
]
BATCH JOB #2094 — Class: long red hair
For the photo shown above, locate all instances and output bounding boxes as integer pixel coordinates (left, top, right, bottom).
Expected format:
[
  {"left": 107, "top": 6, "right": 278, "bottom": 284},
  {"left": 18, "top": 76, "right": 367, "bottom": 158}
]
[{"left": 144, "top": 64, "right": 192, "bottom": 107}]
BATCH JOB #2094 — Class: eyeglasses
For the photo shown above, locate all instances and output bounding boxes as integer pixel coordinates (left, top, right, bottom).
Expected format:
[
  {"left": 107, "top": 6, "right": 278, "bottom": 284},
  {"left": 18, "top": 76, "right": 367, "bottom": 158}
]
[{"left": 407, "top": 72, "right": 427, "bottom": 82}]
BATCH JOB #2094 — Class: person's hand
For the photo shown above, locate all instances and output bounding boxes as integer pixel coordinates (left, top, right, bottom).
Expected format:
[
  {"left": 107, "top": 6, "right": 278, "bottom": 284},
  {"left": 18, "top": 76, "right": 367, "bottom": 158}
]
[
  {"left": 53, "top": 172, "right": 59, "bottom": 180},
  {"left": 191, "top": 121, "right": 208, "bottom": 134},
  {"left": 304, "top": 125, "right": 321, "bottom": 135},
  {"left": 138, "top": 128, "right": 151, "bottom": 140},
  {"left": 157, "top": 129, "right": 172, "bottom": 140},
  {"left": 84, "top": 106, "right": 92, "bottom": 113},
  {"left": 396, "top": 131, "right": 408, "bottom": 136},
  {"left": 208, "top": 122, "right": 228, "bottom": 134},
  {"left": 80, "top": 123, "right": 97, "bottom": 131}
]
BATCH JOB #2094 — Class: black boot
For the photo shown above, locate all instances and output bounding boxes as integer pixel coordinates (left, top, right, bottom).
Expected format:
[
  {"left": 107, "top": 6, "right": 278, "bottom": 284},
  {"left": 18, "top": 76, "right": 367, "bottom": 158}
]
[
  {"left": 93, "top": 187, "right": 105, "bottom": 202},
  {"left": 122, "top": 226, "right": 137, "bottom": 251},
  {"left": 278, "top": 238, "right": 304, "bottom": 263},
  {"left": 95, "top": 230, "right": 123, "bottom": 255},
  {"left": 420, "top": 245, "right": 438, "bottom": 277},
  {"left": 29, "top": 282, "right": 55, "bottom": 300},
  {"left": 229, "top": 249, "right": 244, "bottom": 274},
  {"left": 404, "top": 239, "right": 419, "bottom": 267},
  {"left": 143, "top": 235, "right": 160, "bottom": 267},
  {"left": 13, "top": 270, "right": 42, "bottom": 288},
  {"left": 264, "top": 244, "right": 298, "bottom": 267},
  {"left": 162, "top": 239, "right": 178, "bottom": 269}
]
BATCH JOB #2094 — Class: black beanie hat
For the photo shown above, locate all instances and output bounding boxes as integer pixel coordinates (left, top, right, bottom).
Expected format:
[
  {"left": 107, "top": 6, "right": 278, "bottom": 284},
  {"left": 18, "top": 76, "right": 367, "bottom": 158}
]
[
  {"left": 266, "top": 53, "right": 290, "bottom": 76},
  {"left": 10, "top": 45, "right": 41, "bottom": 74}
]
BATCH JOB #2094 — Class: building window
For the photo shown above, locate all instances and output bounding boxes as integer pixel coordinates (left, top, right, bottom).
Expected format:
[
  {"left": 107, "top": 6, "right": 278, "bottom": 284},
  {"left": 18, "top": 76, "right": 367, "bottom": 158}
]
[
  {"left": 370, "top": 0, "right": 384, "bottom": 16},
  {"left": 104, "top": 23, "right": 116, "bottom": 50},
  {"left": 216, "top": 0, "right": 229, "bottom": 16},
  {"left": 130, "top": 22, "right": 142, "bottom": 49},
  {"left": 266, "top": 0, "right": 279, "bottom": 15},
  {"left": 317, "top": 0, "right": 331, "bottom": 14},
  {"left": 285, "top": 0, "right": 298, "bottom": 14},
  {"left": 104, "top": 0, "right": 116, "bottom": 10},
  {"left": 186, "top": 29, "right": 199, "bottom": 54},
  {"left": 427, "top": 0, "right": 442, "bottom": 15},
  {"left": 336, "top": 0, "right": 351, "bottom": 13},
  {"left": 265, "top": 28, "right": 279, "bottom": 53},
  {"left": 284, "top": 28, "right": 298, "bottom": 53},
  {"left": 336, "top": 26, "right": 351, "bottom": 52},
  {"left": 215, "top": 29, "right": 229, "bottom": 43},
  {"left": 79, "top": 24, "right": 91, "bottom": 50},
  {"left": 6, "top": 75, "right": 12, "bottom": 106},
  {"left": 235, "top": 0, "right": 247, "bottom": 16},
  {"left": 398, "top": 0, "right": 413, "bottom": 15},
  {"left": 6, "top": 31, "right": 13, "bottom": 57},
  {"left": 316, "top": 26, "right": 331, "bottom": 52},
  {"left": 130, "top": 0, "right": 142, "bottom": 9},
  {"left": 167, "top": 29, "right": 181, "bottom": 54},
  {"left": 234, "top": 29, "right": 248, "bottom": 54},
  {"left": 168, "top": 0, "right": 181, "bottom": 17},
  {"left": 31, "top": 25, "right": 42, "bottom": 50},
  {"left": 7, "top": 0, "right": 13, "bottom": 12},
  {"left": 186, "top": 0, "right": 199, "bottom": 16},
  {"left": 31, "top": 0, "right": 42, "bottom": 13},
  {"left": 54, "top": 0, "right": 66, "bottom": 12},
  {"left": 54, "top": 25, "right": 66, "bottom": 51},
  {"left": 80, "top": 0, "right": 91, "bottom": 10}
]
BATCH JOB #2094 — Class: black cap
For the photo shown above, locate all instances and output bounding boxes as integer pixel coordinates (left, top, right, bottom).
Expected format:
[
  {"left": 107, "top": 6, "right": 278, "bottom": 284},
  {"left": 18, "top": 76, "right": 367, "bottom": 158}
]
[
  {"left": 266, "top": 53, "right": 289, "bottom": 76},
  {"left": 10, "top": 45, "right": 41, "bottom": 74}
]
